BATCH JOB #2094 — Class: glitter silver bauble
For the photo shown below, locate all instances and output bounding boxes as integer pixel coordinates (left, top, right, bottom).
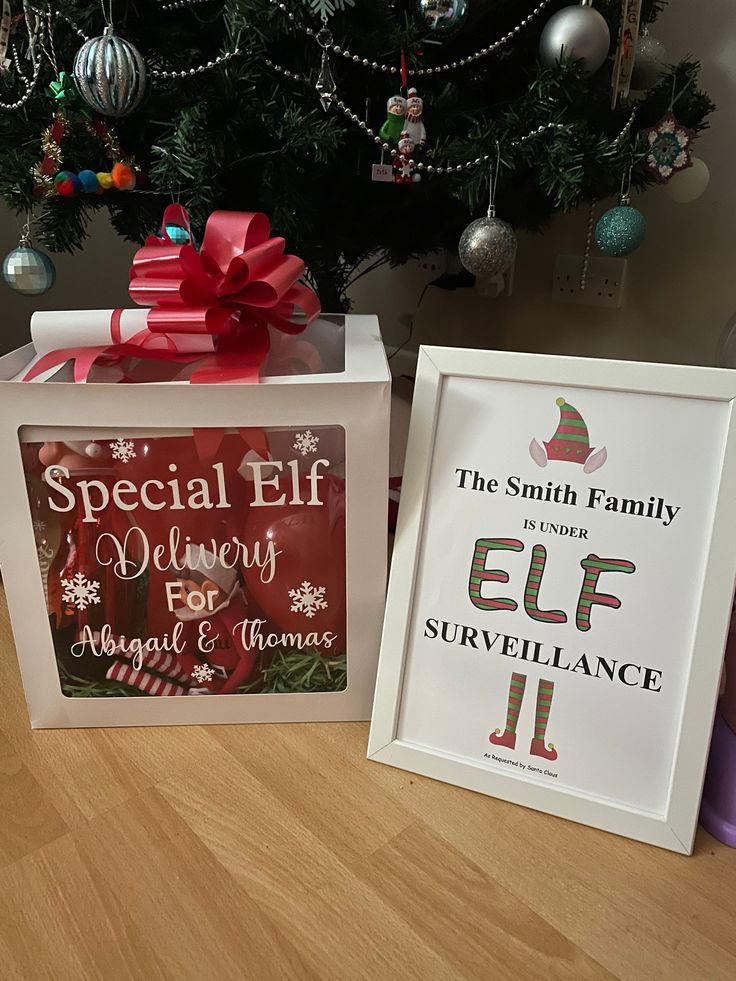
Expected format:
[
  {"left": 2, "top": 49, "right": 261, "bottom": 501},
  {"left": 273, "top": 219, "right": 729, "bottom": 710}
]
[
  {"left": 630, "top": 33, "right": 667, "bottom": 91},
  {"left": 2, "top": 243, "right": 56, "bottom": 296},
  {"left": 539, "top": 0, "right": 611, "bottom": 78},
  {"left": 73, "top": 26, "right": 147, "bottom": 118},
  {"left": 595, "top": 204, "right": 646, "bottom": 257},
  {"left": 458, "top": 216, "right": 517, "bottom": 277},
  {"left": 416, "top": 0, "right": 469, "bottom": 37}
]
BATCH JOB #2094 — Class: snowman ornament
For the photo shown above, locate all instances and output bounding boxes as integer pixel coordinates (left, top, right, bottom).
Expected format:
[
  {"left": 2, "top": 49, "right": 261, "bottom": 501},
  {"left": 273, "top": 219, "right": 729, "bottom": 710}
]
[
  {"left": 404, "top": 87, "right": 427, "bottom": 147},
  {"left": 379, "top": 94, "right": 407, "bottom": 144},
  {"left": 529, "top": 397, "right": 608, "bottom": 473}
]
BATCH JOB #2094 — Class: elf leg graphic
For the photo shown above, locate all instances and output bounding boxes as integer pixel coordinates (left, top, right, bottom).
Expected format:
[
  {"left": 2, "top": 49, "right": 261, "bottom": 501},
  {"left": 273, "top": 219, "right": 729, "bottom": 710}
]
[
  {"left": 106, "top": 661, "right": 189, "bottom": 696},
  {"left": 530, "top": 679, "right": 558, "bottom": 761},
  {"left": 489, "top": 671, "right": 526, "bottom": 749},
  {"left": 489, "top": 674, "right": 558, "bottom": 761}
]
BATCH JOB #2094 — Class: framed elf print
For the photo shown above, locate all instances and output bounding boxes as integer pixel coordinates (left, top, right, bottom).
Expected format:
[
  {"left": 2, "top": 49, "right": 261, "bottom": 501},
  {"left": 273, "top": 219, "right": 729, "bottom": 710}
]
[{"left": 368, "top": 346, "right": 736, "bottom": 853}]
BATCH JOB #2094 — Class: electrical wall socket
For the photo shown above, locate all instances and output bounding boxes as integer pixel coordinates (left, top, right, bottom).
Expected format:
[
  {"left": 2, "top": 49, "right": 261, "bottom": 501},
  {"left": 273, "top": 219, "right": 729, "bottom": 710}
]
[{"left": 553, "top": 254, "right": 627, "bottom": 308}]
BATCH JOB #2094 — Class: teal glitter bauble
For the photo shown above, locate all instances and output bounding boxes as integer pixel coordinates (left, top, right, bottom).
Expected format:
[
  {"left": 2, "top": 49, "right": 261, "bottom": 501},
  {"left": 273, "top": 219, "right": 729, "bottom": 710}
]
[
  {"left": 165, "top": 224, "right": 190, "bottom": 244},
  {"left": 595, "top": 205, "right": 646, "bottom": 257}
]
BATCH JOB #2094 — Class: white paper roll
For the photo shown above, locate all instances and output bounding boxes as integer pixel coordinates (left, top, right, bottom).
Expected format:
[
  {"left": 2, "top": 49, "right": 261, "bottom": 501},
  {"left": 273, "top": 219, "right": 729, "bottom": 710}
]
[
  {"left": 30, "top": 308, "right": 150, "bottom": 357},
  {"left": 18, "top": 308, "right": 217, "bottom": 382}
]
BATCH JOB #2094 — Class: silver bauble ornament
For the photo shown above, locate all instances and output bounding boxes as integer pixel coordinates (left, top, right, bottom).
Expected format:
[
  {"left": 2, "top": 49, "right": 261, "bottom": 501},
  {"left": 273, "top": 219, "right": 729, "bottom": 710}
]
[
  {"left": 73, "top": 26, "right": 147, "bottom": 118},
  {"left": 2, "top": 242, "right": 56, "bottom": 296},
  {"left": 459, "top": 216, "right": 517, "bottom": 277},
  {"left": 539, "top": 0, "right": 611, "bottom": 78},
  {"left": 416, "top": 0, "right": 469, "bottom": 37},
  {"left": 630, "top": 33, "right": 667, "bottom": 91}
]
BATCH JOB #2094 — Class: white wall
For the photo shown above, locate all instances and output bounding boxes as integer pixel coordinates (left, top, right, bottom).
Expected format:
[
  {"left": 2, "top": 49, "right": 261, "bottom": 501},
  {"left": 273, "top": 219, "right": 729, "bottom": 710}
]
[{"left": 1, "top": 0, "right": 734, "bottom": 365}]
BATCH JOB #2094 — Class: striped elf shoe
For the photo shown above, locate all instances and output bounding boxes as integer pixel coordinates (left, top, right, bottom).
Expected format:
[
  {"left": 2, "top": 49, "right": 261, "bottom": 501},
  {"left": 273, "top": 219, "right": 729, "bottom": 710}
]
[
  {"left": 529, "top": 679, "right": 558, "bottom": 761},
  {"left": 489, "top": 672, "right": 527, "bottom": 749}
]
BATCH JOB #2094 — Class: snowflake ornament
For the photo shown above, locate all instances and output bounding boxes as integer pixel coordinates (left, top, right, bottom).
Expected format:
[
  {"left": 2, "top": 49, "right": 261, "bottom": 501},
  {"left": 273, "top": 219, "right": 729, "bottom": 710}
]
[
  {"left": 303, "top": 0, "right": 354, "bottom": 22},
  {"left": 33, "top": 518, "right": 47, "bottom": 534},
  {"left": 293, "top": 430, "right": 320, "bottom": 456},
  {"left": 642, "top": 112, "right": 695, "bottom": 183},
  {"left": 61, "top": 572, "right": 101, "bottom": 611},
  {"left": 109, "top": 438, "right": 137, "bottom": 463},
  {"left": 190, "top": 663, "right": 215, "bottom": 684},
  {"left": 289, "top": 581, "right": 328, "bottom": 619}
]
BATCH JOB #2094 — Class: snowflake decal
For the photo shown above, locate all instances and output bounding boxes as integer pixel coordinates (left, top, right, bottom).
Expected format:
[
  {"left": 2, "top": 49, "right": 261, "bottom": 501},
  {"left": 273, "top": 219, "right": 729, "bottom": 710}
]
[
  {"left": 109, "top": 438, "right": 136, "bottom": 463},
  {"left": 33, "top": 518, "right": 47, "bottom": 534},
  {"left": 61, "top": 572, "right": 101, "bottom": 611},
  {"left": 293, "top": 430, "right": 320, "bottom": 456},
  {"left": 643, "top": 112, "right": 695, "bottom": 183},
  {"left": 289, "top": 580, "right": 328, "bottom": 619},
  {"left": 190, "top": 664, "right": 215, "bottom": 683}
]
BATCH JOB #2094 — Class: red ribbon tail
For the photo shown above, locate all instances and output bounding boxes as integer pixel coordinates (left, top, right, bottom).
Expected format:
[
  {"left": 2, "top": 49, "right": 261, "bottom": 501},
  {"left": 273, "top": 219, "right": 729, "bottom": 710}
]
[
  {"left": 192, "top": 428, "right": 227, "bottom": 459},
  {"left": 23, "top": 346, "right": 107, "bottom": 383},
  {"left": 400, "top": 49, "right": 409, "bottom": 89},
  {"left": 237, "top": 428, "right": 270, "bottom": 460}
]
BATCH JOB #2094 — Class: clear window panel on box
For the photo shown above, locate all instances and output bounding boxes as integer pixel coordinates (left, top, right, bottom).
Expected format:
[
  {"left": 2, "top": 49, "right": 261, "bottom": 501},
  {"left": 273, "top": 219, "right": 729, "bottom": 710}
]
[{"left": 21, "top": 427, "right": 347, "bottom": 697}]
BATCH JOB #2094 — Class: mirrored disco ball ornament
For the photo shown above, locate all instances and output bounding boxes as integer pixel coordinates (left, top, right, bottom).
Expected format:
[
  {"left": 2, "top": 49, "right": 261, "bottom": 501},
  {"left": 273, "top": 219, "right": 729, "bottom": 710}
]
[
  {"left": 539, "top": 0, "right": 611, "bottom": 78},
  {"left": 2, "top": 241, "right": 56, "bottom": 296},
  {"left": 165, "top": 224, "right": 190, "bottom": 245},
  {"left": 73, "top": 27, "right": 147, "bottom": 118},
  {"left": 458, "top": 215, "right": 517, "bottom": 277},
  {"left": 417, "top": 0, "right": 469, "bottom": 37}
]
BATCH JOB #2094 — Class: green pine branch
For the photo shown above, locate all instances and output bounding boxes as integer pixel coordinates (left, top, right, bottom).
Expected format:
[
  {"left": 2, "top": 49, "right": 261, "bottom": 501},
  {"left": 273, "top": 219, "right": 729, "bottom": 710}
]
[{"left": 0, "top": 0, "right": 715, "bottom": 306}]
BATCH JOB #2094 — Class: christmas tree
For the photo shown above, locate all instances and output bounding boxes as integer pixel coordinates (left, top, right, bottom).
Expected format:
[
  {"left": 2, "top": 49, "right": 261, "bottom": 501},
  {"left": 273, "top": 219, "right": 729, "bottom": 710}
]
[{"left": 0, "top": 1, "right": 714, "bottom": 308}]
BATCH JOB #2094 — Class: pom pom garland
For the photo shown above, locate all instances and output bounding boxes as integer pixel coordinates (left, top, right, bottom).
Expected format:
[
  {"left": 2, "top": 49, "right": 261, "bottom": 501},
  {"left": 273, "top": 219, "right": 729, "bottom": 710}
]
[
  {"left": 78, "top": 169, "right": 101, "bottom": 194},
  {"left": 54, "top": 171, "right": 82, "bottom": 197},
  {"left": 50, "top": 166, "right": 137, "bottom": 197},
  {"left": 111, "top": 162, "right": 137, "bottom": 190}
]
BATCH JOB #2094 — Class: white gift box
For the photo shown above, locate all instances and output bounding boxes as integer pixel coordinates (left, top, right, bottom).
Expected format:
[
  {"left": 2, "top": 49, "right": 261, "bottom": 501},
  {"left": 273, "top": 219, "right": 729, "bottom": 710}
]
[{"left": 0, "top": 314, "right": 390, "bottom": 728}]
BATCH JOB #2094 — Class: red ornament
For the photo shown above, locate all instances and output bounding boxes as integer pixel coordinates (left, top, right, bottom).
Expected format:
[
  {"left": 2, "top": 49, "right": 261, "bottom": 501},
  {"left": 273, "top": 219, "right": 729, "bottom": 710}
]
[{"left": 242, "top": 475, "right": 346, "bottom": 654}]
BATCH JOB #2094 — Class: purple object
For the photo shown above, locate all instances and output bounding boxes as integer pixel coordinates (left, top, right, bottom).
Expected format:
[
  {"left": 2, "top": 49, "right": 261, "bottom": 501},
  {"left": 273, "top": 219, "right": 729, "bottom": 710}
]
[{"left": 700, "top": 710, "right": 736, "bottom": 847}]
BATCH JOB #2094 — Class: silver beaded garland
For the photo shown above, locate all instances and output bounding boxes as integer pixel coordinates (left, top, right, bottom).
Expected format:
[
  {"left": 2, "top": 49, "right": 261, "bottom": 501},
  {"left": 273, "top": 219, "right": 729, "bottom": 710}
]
[
  {"left": 539, "top": 0, "right": 611, "bottom": 78},
  {"left": 72, "top": 26, "right": 147, "bottom": 118}
]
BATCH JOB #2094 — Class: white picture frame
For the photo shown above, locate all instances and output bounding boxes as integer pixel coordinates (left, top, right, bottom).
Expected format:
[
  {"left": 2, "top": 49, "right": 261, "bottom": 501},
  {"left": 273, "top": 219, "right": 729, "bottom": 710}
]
[{"left": 368, "top": 346, "right": 736, "bottom": 853}]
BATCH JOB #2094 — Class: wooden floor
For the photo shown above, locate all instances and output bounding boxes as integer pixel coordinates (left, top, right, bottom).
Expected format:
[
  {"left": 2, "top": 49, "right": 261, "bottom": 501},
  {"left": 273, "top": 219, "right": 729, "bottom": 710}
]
[{"left": 1, "top": 592, "right": 735, "bottom": 981}]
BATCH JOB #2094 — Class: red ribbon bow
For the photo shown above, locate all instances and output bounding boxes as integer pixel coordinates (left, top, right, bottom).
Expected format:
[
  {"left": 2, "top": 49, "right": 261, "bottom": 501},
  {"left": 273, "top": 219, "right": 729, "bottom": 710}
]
[
  {"left": 127, "top": 205, "right": 320, "bottom": 383},
  {"left": 23, "top": 206, "right": 321, "bottom": 385}
]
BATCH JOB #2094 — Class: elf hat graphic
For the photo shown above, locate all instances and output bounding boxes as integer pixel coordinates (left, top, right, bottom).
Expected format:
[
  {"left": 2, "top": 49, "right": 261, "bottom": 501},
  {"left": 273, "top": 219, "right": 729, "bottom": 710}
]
[{"left": 530, "top": 397, "right": 608, "bottom": 473}]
